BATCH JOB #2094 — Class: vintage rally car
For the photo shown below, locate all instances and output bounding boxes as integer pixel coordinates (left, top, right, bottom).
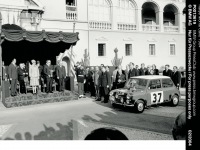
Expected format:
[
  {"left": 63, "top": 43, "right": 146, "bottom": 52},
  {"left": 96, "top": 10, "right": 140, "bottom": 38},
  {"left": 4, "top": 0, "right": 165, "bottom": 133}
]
[{"left": 109, "top": 75, "right": 180, "bottom": 113}]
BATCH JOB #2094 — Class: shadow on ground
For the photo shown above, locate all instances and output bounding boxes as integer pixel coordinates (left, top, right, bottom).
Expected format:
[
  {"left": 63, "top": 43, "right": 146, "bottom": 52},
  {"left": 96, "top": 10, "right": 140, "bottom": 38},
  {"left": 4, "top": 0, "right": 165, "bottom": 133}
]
[{"left": 2, "top": 121, "right": 73, "bottom": 140}]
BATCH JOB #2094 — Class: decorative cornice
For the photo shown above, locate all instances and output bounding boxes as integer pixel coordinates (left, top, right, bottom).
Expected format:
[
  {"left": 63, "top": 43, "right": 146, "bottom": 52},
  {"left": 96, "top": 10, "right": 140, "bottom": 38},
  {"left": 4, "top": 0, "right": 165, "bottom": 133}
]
[{"left": 95, "top": 37, "right": 108, "bottom": 41}]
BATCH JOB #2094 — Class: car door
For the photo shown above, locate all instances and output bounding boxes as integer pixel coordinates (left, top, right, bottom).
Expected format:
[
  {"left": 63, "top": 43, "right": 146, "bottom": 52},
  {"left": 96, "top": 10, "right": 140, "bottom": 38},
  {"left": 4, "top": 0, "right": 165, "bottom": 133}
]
[
  {"left": 162, "top": 78, "right": 176, "bottom": 102},
  {"left": 146, "top": 79, "right": 164, "bottom": 106}
]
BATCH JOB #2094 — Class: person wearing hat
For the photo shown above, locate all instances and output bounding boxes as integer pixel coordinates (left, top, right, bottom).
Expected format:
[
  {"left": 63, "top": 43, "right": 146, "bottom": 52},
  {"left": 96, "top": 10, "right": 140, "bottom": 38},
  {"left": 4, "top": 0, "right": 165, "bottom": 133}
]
[
  {"left": 29, "top": 59, "right": 39, "bottom": 94},
  {"left": 76, "top": 64, "right": 86, "bottom": 98}
]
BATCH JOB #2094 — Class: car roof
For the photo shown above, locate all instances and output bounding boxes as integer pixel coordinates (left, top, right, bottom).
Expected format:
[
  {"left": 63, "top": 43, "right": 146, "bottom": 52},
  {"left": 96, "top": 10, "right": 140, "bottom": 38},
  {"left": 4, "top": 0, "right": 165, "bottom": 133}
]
[{"left": 130, "top": 75, "right": 171, "bottom": 80}]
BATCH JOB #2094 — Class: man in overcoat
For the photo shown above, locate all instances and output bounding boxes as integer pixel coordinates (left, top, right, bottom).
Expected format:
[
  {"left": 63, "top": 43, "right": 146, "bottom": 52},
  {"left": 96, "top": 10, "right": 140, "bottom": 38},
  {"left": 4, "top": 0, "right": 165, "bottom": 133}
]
[
  {"left": 8, "top": 58, "right": 18, "bottom": 96},
  {"left": 56, "top": 61, "right": 66, "bottom": 92},
  {"left": 43, "top": 60, "right": 54, "bottom": 93},
  {"left": 98, "top": 66, "right": 111, "bottom": 103},
  {"left": 172, "top": 66, "right": 182, "bottom": 89}
]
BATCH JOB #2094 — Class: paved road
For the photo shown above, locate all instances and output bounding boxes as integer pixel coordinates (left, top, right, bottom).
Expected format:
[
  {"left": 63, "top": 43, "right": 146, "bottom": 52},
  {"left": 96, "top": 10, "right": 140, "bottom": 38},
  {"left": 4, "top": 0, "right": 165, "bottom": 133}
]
[{"left": 0, "top": 96, "right": 185, "bottom": 140}]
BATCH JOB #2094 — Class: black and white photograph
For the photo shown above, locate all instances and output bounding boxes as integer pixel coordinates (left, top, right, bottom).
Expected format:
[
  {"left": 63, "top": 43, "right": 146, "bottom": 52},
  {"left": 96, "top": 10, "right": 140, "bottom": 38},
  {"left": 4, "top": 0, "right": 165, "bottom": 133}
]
[{"left": 0, "top": 0, "right": 198, "bottom": 150}]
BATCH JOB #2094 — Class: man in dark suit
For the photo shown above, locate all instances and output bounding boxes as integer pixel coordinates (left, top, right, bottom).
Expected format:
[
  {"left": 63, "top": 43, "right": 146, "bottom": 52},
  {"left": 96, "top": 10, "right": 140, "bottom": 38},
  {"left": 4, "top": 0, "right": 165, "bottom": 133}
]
[
  {"left": 56, "top": 61, "right": 66, "bottom": 92},
  {"left": 172, "top": 66, "right": 181, "bottom": 89},
  {"left": 17, "top": 63, "right": 27, "bottom": 94},
  {"left": 163, "top": 64, "right": 173, "bottom": 78},
  {"left": 98, "top": 66, "right": 111, "bottom": 103},
  {"left": 135, "top": 65, "right": 140, "bottom": 76},
  {"left": 139, "top": 63, "right": 146, "bottom": 76},
  {"left": 43, "top": 60, "right": 54, "bottom": 93},
  {"left": 8, "top": 58, "right": 18, "bottom": 96},
  {"left": 128, "top": 62, "right": 137, "bottom": 79}
]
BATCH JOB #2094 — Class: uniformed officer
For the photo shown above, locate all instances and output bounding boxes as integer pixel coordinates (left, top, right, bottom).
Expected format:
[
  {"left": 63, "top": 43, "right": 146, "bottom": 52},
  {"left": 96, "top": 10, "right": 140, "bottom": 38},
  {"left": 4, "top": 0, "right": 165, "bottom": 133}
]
[{"left": 77, "top": 65, "right": 86, "bottom": 98}]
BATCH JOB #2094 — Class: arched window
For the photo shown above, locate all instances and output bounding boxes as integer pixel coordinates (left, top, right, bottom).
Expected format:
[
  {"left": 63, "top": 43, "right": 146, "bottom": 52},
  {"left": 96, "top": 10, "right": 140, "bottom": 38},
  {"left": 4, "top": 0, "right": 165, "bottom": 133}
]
[
  {"left": 89, "top": 0, "right": 111, "bottom": 22},
  {"left": 117, "top": 0, "right": 136, "bottom": 24}
]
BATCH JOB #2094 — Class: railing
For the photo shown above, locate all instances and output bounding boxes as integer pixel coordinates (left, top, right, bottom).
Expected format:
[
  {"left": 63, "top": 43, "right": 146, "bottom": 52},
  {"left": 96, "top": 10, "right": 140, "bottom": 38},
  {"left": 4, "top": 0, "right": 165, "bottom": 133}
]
[
  {"left": 66, "top": 12, "right": 77, "bottom": 20},
  {"left": 164, "top": 26, "right": 179, "bottom": 32},
  {"left": 117, "top": 23, "right": 137, "bottom": 31},
  {"left": 89, "top": 21, "right": 112, "bottom": 30},
  {"left": 66, "top": 5, "right": 77, "bottom": 20},
  {"left": 142, "top": 24, "right": 160, "bottom": 32}
]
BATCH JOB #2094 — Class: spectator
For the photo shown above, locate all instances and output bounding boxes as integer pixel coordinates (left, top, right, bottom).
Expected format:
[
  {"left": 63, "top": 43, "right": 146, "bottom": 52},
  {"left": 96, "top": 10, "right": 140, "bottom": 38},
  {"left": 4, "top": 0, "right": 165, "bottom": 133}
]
[
  {"left": 172, "top": 112, "right": 186, "bottom": 140},
  {"left": 111, "top": 66, "right": 118, "bottom": 90},
  {"left": 85, "top": 127, "right": 128, "bottom": 140},
  {"left": 77, "top": 65, "right": 86, "bottom": 98},
  {"left": 139, "top": 63, "right": 146, "bottom": 76},
  {"left": 8, "top": 58, "right": 18, "bottom": 96},
  {"left": 94, "top": 66, "right": 100, "bottom": 101},
  {"left": 29, "top": 60, "right": 39, "bottom": 94},
  {"left": 43, "top": 60, "right": 54, "bottom": 93},
  {"left": 17, "top": 63, "right": 27, "bottom": 94},
  {"left": 145, "top": 65, "right": 152, "bottom": 75},
  {"left": 116, "top": 69, "right": 126, "bottom": 89},
  {"left": 128, "top": 62, "right": 137, "bottom": 79},
  {"left": 88, "top": 66, "right": 96, "bottom": 98},
  {"left": 163, "top": 64, "right": 172, "bottom": 77},
  {"left": 98, "top": 66, "right": 111, "bottom": 103},
  {"left": 172, "top": 66, "right": 182, "bottom": 89},
  {"left": 84, "top": 67, "right": 90, "bottom": 94},
  {"left": 152, "top": 64, "right": 159, "bottom": 75},
  {"left": 56, "top": 61, "right": 66, "bottom": 92},
  {"left": 135, "top": 65, "right": 140, "bottom": 76}
]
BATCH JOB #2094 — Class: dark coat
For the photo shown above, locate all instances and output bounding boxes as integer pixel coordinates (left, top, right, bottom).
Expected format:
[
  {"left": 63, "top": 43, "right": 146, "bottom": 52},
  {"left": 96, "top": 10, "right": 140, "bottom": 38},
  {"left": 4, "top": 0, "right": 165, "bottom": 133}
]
[
  {"left": 145, "top": 70, "right": 151, "bottom": 75},
  {"left": 98, "top": 71, "right": 111, "bottom": 95},
  {"left": 163, "top": 69, "right": 173, "bottom": 77},
  {"left": 128, "top": 68, "right": 137, "bottom": 79},
  {"left": 38, "top": 65, "right": 43, "bottom": 76},
  {"left": 43, "top": 64, "right": 54, "bottom": 78},
  {"left": 56, "top": 65, "right": 66, "bottom": 79},
  {"left": 153, "top": 69, "right": 159, "bottom": 75},
  {"left": 135, "top": 69, "right": 140, "bottom": 76},
  {"left": 172, "top": 71, "right": 181, "bottom": 86},
  {"left": 76, "top": 68, "right": 85, "bottom": 83},
  {"left": 139, "top": 68, "right": 146, "bottom": 76},
  {"left": 8, "top": 63, "right": 18, "bottom": 80},
  {"left": 17, "top": 68, "right": 26, "bottom": 81}
]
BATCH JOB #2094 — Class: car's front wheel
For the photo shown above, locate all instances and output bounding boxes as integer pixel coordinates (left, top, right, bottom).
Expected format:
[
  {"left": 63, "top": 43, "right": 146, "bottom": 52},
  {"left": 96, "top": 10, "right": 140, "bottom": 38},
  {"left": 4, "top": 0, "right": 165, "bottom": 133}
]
[
  {"left": 135, "top": 100, "right": 145, "bottom": 113},
  {"left": 110, "top": 100, "right": 116, "bottom": 108},
  {"left": 171, "top": 95, "right": 179, "bottom": 106}
]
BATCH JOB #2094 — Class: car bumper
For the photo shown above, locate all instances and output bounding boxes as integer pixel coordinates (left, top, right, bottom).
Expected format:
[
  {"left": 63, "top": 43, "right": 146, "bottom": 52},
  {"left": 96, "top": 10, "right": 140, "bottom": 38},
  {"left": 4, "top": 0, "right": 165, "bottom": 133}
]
[{"left": 109, "top": 96, "right": 135, "bottom": 107}]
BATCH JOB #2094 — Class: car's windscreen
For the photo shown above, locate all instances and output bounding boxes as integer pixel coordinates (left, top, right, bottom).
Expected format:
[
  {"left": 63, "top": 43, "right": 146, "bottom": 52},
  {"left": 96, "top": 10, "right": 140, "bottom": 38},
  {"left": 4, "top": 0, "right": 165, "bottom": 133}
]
[{"left": 125, "top": 78, "right": 147, "bottom": 90}]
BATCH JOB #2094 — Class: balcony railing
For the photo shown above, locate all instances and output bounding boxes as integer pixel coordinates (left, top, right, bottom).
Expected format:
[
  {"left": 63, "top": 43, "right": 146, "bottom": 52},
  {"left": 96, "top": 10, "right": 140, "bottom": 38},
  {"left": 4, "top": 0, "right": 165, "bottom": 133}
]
[
  {"left": 164, "top": 26, "right": 179, "bottom": 32},
  {"left": 117, "top": 23, "right": 137, "bottom": 31},
  {"left": 66, "top": 12, "right": 77, "bottom": 20},
  {"left": 142, "top": 24, "right": 160, "bottom": 32},
  {"left": 89, "top": 21, "right": 112, "bottom": 30}
]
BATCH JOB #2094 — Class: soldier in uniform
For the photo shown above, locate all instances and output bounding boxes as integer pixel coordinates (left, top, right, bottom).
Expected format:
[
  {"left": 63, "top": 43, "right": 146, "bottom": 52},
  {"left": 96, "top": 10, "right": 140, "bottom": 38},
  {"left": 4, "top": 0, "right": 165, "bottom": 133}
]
[{"left": 77, "top": 65, "right": 86, "bottom": 98}]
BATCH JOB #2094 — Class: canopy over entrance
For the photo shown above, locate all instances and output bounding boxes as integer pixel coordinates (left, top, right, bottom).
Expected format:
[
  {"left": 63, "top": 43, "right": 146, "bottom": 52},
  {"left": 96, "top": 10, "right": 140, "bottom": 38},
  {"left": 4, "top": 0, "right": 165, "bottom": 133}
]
[{"left": 0, "top": 24, "right": 79, "bottom": 65}]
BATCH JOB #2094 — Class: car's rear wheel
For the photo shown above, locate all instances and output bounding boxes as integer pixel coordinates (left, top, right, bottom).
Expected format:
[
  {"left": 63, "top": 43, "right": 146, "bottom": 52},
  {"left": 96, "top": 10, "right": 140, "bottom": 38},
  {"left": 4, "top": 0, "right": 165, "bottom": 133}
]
[
  {"left": 171, "top": 95, "right": 179, "bottom": 106},
  {"left": 135, "top": 100, "right": 145, "bottom": 113}
]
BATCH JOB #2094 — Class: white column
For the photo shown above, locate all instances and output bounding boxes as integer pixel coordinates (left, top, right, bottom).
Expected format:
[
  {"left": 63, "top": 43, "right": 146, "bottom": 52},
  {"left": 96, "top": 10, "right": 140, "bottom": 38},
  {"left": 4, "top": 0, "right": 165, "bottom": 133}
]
[
  {"left": 136, "top": 8, "right": 142, "bottom": 31},
  {"left": 174, "top": 12, "right": 181, "bottom": 33},
  {"left": 111, "top": 6, "right": 118, "bottom": 30},
  {"left": 156, "top": 11, "right": 163, "bottom": 32}
]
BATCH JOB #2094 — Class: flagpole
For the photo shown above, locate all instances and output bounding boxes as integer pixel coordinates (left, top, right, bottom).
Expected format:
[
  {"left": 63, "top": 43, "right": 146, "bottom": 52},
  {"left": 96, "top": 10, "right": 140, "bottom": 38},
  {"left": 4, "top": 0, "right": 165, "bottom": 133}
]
[{"left": 70, "top": 20, "right": 76, "bottom": 76}]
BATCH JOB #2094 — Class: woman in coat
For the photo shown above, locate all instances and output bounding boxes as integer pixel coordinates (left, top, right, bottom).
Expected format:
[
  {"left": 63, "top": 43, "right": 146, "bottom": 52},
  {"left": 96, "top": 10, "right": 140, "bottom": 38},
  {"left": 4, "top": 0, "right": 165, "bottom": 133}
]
[{"left": 29, "top": 59, "right": 39, "bottom": 94}]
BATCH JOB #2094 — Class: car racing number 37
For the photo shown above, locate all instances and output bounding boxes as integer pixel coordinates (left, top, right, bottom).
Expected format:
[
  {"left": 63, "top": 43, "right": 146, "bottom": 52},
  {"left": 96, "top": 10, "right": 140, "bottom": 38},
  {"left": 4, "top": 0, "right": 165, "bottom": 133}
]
[{"left": 150, "top": 91, "right": 164, "bottom": 104}]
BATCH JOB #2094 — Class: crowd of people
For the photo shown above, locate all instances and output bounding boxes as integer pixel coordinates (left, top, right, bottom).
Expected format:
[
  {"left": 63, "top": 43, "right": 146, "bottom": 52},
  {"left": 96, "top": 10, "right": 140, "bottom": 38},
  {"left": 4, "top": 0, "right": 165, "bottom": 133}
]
[
  {"left": 75, "top": 62, "right": 182, "bottom": 103},
  {"left": 2, "top": 58, "right": 67, "bottom": 97}
]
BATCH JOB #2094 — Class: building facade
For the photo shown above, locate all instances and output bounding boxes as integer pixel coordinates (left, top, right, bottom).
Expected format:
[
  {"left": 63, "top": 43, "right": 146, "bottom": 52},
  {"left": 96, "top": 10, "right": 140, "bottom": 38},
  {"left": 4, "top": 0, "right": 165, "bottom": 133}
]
[{"left": 0, "top": 0, "right": 186, "bottom": 70}]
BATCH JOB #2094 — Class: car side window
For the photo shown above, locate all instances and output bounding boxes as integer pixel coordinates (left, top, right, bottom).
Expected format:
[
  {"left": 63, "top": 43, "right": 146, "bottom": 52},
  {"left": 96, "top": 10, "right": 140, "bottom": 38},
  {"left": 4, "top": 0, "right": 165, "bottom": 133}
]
[
  {"left": 162, "top": 79, "right": 174, "bottom": 88},
  {"left": 148, "top": 80, "right": 161, "bottom": 90}
]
